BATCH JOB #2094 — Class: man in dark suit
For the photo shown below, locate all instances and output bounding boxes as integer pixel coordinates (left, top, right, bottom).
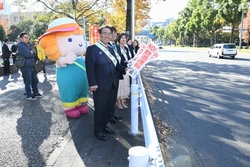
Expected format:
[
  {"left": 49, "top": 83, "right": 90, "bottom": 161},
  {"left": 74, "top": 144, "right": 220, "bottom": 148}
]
[
  {"left": 108, "top": 26, "right": 127, "bottom": 124},
  {"left": 11, "top": 41, "right": 18, "bottom": 64},
  {"left": 126, "top": 37, "right": 135, "bottom": 59},
  {"left": 85, "top": 25, "right": 128, "bottom": 141},
  {"left": 2, "top": 38, "right": 12, "bottom": 75}
]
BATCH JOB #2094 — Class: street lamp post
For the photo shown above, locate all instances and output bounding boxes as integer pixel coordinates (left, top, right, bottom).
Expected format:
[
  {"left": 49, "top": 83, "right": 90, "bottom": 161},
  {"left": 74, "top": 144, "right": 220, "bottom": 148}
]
[
  {"left": 239, "top": 11, "right": 244, "bottom": 50},
  {"left": 131, "top": 0, "right": 135, "bottom": 40}
]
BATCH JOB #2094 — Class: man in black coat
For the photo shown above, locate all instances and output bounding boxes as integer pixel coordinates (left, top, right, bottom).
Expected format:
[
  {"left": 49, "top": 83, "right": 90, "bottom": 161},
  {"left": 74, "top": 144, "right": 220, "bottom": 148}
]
[
  {"left": 108, "top": 26, "right": 128, "bottom": 124},
  {"left": 11, "top": 41, "right": 18, "bottom": 64},
  {"left": 85, "top": 25, "right": 128, "bottom": 141},
  {"left": 2, "top": 38, "right": 12, "bottom": 75}
]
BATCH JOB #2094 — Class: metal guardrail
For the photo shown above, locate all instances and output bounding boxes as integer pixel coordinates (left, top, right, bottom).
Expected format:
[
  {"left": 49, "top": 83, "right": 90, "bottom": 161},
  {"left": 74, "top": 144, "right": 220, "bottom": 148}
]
[{"left": 129, "top": 74, "right": 165, "bottom": 167}]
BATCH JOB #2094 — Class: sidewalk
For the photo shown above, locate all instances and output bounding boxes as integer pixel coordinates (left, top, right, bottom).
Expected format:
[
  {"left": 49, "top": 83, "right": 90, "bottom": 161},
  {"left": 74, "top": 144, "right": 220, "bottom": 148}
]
[
  {"left": 45, "top": 96, "right": 145, "bottom": 167},
  {"left": 0, "top": 63, "right": 145, "bottom": 167}
]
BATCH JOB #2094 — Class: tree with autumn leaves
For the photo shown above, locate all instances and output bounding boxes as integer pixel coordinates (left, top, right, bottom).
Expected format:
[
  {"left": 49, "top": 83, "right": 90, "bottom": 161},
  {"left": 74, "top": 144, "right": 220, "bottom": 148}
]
[
  {"left": 240, "top": 9, "right": 250, "bottom": 48},
  {"left": 105, "top": 0, "right": 150, "bottom": 35},
  {"left": 10, "top": 0, "right": 150, "bottom": 40}
]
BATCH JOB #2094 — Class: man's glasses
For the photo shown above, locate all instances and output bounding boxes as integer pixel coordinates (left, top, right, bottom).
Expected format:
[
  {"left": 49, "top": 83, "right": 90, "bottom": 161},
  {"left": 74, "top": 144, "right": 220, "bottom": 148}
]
[{"left": 101, "top": 32, "right": 112, "bottom": 36}]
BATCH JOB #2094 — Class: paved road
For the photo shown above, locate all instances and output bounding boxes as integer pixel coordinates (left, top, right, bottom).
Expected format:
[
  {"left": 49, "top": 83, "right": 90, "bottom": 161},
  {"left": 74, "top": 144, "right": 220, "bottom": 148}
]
[{"left": 142, "top": 48, "right": 250, "bottom": 167}]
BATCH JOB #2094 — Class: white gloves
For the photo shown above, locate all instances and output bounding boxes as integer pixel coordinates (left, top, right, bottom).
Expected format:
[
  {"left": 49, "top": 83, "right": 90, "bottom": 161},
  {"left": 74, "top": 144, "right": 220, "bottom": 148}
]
[{"left": 58, "top": 52, "right": 77, "bottom": 67}]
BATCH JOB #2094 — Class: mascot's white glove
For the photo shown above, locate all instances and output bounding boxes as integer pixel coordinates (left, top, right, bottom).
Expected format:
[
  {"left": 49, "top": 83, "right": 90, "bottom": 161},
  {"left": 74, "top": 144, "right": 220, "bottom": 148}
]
[{"left": 58, "top": 52, "right": 77, "bottom": 67}]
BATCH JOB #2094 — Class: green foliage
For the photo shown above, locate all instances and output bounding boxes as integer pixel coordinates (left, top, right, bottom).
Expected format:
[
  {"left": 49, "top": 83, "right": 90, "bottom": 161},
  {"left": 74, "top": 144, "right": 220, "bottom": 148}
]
[
  {"left": 149, "top": 26, "right": 159, "bottom": 41},
  {"left": 149, "top": 0, "right": 248, "bottom": 47},
  {"left": 0, "top": 25, "right": 6, "bottom": 41},
  {"left": 7, "top": 25, "right": 22, "bottom": 41},
  {"left": 217, "top": 0, "right": 244, "bottom": 42},
  {"left": 7, "top": 12, "right": 55, "bottom": 42}
]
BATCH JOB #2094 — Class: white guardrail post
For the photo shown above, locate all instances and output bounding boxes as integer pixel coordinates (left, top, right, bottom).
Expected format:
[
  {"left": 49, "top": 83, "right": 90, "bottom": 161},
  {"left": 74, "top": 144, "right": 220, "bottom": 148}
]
[
  {"left": 128, "top": 73, "right": 165, "bottom": 167},
  {"left": 128, "top": 73, "right": 165, "bottom": 166},
  {"left": 129, "top": 76, "right": 139, "bottom": 135}
]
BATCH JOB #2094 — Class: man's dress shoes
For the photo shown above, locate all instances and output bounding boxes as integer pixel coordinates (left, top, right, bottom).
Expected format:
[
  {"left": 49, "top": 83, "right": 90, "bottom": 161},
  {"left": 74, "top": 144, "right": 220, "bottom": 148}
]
[
  {"left": 113, "top": 112, "right": 122, "bottom": 119},
  {"left": 94, "top": 131, "right": 107, "bottom": 141},
  {"left": 103, "top": 126, "right": 116, "bottom": 134}
]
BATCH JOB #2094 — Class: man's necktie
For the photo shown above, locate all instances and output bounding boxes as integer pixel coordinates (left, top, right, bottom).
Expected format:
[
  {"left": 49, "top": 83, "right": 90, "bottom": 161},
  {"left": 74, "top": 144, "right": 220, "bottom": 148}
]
[{"left": 112, "top": 43, "right": 117, "bottom": 51}]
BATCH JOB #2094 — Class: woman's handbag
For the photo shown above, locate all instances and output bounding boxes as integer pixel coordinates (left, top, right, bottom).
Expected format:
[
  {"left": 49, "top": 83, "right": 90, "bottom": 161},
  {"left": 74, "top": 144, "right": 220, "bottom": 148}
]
[{"left": 34, "top": 60, "right": 43, "bottom": 73}]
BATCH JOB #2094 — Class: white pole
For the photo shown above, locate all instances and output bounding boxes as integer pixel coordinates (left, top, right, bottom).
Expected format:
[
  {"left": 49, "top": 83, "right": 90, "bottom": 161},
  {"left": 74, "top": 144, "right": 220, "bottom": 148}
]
[
  {"left": 82, "top": 17, "right": 86, "bottom": 41},
  {"left": 131, "top": 0, "right": 135, "bottom": 40},
  {"left": 130, "top": 83, "right": 139, "bottom": 135},
  {"left": 239, "top": 11, "right": 244, "bottom": 50}
]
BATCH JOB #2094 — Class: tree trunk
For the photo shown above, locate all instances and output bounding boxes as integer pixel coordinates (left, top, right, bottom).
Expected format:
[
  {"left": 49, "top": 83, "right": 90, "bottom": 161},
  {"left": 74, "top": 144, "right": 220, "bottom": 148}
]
[
  {"left": 230, "top": 24, "right": 235, "bottom": 43},
  {"left": 126, "top": 0, "right": 132, "bottom": 39},
  {"left": 210, "top": 33, "right": 214, "bottom": 47}
]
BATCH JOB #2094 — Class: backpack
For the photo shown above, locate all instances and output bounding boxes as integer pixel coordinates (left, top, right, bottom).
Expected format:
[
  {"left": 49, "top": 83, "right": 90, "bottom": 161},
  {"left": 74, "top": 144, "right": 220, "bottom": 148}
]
[{"left": 15, "top": 55, "right": 25, "bottom": 68}]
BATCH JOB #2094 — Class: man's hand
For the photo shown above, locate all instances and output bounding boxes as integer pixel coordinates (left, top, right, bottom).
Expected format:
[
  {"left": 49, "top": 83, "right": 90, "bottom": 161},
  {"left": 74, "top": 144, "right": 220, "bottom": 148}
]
[{"left": 90, "top": 85, "right": 98, "bottom": 92}]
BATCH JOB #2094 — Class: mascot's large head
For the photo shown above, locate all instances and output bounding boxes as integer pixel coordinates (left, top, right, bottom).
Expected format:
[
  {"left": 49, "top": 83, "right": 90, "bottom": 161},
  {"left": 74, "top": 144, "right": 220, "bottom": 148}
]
[{"left": 39, "top": 18, "right": 86, "bottom": 61}]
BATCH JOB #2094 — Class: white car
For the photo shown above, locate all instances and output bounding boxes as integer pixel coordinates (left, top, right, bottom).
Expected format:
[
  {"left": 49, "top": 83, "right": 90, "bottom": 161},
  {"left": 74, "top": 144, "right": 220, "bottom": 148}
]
[{"left": 208, "top": 43, "right": 237, "bottom": 59}]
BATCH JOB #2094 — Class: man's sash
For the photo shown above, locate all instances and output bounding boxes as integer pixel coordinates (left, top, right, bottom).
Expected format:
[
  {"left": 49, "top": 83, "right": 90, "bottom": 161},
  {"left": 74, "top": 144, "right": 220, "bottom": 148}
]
[
  {"left": 109, "top": 43, "right": 121, "bottom": 63},
  {"left": 125, "top": 44, "right": 132, "bottom": 59},
  {"left": 120, "top": 46, "right": 128, "bottom": 61},
  {"left": 95, "top": 42, "right": 117, "bottom": 66}
]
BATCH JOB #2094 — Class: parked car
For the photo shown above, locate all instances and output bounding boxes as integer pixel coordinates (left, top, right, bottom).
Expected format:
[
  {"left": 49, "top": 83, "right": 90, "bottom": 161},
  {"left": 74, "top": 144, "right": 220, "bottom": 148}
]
[
  {"left": 208, "top": 43, "right": 237, "bottom": 59},
  {"left": 158, "top": 43, "right": 163, "bottom": 49}
]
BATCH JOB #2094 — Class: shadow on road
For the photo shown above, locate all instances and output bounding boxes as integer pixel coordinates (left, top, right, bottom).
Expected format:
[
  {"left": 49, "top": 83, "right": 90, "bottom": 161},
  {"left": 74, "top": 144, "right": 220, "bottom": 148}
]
[{"left": 16, "top": 100, "right": 52, "bottom": 167}]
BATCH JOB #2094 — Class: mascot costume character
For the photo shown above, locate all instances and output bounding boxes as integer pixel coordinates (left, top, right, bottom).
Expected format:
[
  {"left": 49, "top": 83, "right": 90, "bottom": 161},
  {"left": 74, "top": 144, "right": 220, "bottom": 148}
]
[{"left": 39, "top": 18, "right": 88, "bottom": 119}]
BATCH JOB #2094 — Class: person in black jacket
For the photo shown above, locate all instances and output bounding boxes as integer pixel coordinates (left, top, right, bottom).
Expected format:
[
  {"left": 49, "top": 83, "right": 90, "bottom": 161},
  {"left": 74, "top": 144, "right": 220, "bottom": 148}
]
[
  {"left": 2, "top": 38, "right": 12, "bottom": 75},
  {"left": 11, "top": 41, "right": 18, "bottom": 64},
  {"left": 108, "top": 26, "right": 128, "bottom": 124},
  {"left": 85, "top": 25, "right": 128, "bottom": 141}
]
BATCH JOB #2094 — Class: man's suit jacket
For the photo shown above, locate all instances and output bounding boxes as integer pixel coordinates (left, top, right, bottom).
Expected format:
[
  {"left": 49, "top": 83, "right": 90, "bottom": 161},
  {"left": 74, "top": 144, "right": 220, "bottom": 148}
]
[
  {"left": 127, "top": 44, "right": 135, "bottom": 59},
  {"left": 108, "top": 43, "right": 127, "bottom": 80},
  {"left": 108, "top": 42, "right": 127, "bottom": 65},
  {"left": 85, "top": 44, "right": 119, "bottom": 91},
  {"left": 2, "top": 43, "right": 11, "bottom": 59}
]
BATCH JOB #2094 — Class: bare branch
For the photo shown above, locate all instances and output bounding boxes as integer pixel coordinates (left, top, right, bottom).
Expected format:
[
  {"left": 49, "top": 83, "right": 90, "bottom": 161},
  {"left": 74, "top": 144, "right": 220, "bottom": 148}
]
[{"left": 36, "top": 0, "right": 73, "bottom": 19}]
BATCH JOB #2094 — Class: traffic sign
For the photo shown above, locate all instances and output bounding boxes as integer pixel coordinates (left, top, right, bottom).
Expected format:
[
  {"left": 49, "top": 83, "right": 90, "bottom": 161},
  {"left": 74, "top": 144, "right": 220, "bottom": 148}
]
[{"left": 148, "top": 34, "right": 154, "bottom": 39}]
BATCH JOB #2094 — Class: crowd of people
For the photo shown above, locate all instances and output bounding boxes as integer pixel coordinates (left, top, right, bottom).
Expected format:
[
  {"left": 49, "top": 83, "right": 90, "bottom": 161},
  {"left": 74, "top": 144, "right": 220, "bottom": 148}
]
[
  {"left": 2, "top": 24, "right": 140, "bottom": 141},
  {"left": 1, "top": 34, "right": 47, "bottom": 100},
  {"left": 85, "top": 25, "right": 140, "bottom": 141}
]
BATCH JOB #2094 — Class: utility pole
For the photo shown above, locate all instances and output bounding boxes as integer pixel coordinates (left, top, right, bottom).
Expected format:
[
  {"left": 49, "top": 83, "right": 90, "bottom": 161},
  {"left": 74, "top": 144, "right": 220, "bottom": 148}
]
[
  {"left": 239, "top": 11, "right": 244, "bottom": 50},
  {"left": 131, "top": 0, "right": 135, "bottom": 40}
]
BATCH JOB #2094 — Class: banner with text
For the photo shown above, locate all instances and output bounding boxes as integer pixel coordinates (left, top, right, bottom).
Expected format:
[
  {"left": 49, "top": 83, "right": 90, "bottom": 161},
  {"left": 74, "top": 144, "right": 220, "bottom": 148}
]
[
  {"left": 89, "top": 25, "right": 99, "bottom": 45},
  {"left": 127, "top": 42, "right": 159, "bottom": 78}
]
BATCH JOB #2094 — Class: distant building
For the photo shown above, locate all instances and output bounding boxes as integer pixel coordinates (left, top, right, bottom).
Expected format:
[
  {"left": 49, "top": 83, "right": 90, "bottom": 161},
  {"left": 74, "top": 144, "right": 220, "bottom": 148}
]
[
  {"left": 135, "top": 17, "right": 174, "bottom": 43},
  {"left": 0, "top": 12, "right": 42, "bottom": 29}
]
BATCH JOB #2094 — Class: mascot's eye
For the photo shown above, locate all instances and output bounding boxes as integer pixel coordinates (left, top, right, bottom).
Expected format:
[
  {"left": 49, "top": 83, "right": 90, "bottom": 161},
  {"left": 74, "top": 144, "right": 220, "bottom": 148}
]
[{"left": 68, "top": 38, "right": 73, "bottom": 42}]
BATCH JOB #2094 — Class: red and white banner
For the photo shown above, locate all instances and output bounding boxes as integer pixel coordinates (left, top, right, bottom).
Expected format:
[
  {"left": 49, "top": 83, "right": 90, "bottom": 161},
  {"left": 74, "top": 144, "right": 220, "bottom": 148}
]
[
  {"left": 0, "top": 0, "right": 4, "bottom": 10},
  {"left": 127, "top": 42, "right": 159, "bottom": 78},
  {"left": 89, "top": 25, "right": 99, "bottom": 45}
]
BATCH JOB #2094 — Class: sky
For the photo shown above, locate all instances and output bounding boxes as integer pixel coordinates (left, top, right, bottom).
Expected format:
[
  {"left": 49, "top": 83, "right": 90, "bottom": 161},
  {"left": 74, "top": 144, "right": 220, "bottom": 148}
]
[{"left": 149, "top": 0, "right": 188, "bottom": 22}]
